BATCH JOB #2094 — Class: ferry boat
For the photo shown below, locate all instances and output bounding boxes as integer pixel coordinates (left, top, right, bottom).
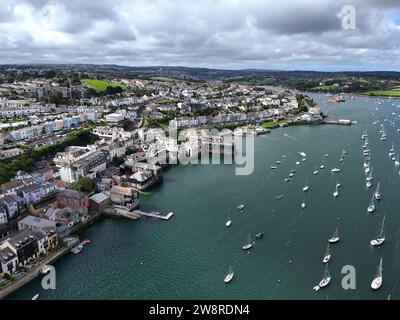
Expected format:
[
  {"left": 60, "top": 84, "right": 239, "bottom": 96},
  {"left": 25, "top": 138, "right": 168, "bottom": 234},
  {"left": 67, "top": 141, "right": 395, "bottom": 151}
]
[
  {"left": 224, "top": 266, "right": 234, "bottom": 283},
  {"left": 371, "top": 258, "right": 383, "bottom": 290},
  {"left": 370, "top": 217, "right": 385, "bottom": 246},
  {"left": 328, "top": 228, "right": 340, "bottom": 243}
]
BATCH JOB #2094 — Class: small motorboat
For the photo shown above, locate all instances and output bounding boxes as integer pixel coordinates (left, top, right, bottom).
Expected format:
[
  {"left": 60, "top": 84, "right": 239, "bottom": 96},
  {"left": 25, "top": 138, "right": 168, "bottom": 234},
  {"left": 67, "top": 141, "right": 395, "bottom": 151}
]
[
  {"left": 270, "top": 166, "right": 278, "bottom": 170},
  {"left": 237, "top": 204, "right": 245, "bottom": 211},
  {"left": 301, "top": 202, "right": 306, "bottom": 209},
  {"left": 32, "top": 294, "right": 39, "bottom": 300},
  {"left": 331, "top": 168, "right": 341, "bottom": 172},
  {"left": 255, "top": 232, "right": 264, "bottom": 240}
]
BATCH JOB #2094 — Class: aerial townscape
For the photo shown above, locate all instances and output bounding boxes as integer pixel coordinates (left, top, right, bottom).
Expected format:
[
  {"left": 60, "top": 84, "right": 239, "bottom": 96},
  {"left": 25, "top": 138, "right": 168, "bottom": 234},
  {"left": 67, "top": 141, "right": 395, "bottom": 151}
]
[{"left": 2, "top": 0, "right": 400, "bottom": 305}]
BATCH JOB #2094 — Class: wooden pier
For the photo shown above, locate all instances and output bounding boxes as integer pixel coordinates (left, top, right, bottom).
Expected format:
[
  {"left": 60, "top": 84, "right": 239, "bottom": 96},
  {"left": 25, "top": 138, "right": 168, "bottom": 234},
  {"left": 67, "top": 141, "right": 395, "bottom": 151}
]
[{"left": 133, "top": 210, "right": 174, "bottom": 220}]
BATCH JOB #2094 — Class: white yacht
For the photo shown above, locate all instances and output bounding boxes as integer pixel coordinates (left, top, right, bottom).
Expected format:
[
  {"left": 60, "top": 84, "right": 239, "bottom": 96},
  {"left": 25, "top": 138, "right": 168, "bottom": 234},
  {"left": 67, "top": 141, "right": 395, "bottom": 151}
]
[
  {"left": 328, "top": 228, "right": 340, "bottom": 243},
  {"left": 319, "top": 264, "right": 331, "bottom": 288},
  {"left": 225, "top": 214, "right": 232, "bottom": 228},
  {"left": 374, "top": 182, "right": 382, "bottom": 201},
  {"left": 320, "top": 164, "right": 325, "bottom": 169},
  {"left": 366, "top": 181, "right": 372, "bottom": 188},
  {"left": 301, "top": 201, "right": 306, "bottom": 209},
  {"left": 322, "top": 244, "right": 331, "bottom": 264},
  {"left": 224, "top": 266, "right": 234, "bottom": 283},
  {"left": 313, "top": 165, "right": 319, "bottom": 175},
  {"left": 370, "top": 217, "right": 385, "bottom": 246},
  {"left": 367, "top": 194, "right": 375, "bottom": 213},
  {"left": 331, "top": 168, "right": 341, "bottom": 173},
  {"left": 32, "top": 294, "right": 39, "bottom": 300},
  {"left": 302, "top": 179, "right": 309, "bottom": 192},
  {"left": 370, "top": 258, "right": 383, "bottom": 290},
  {"left": 242, "top": 234, "right": 253, "bottom": 250},
  {"left": 237, "top": 204, "right": 244, "bottom": 211},
  {"left": 333, "top": 182, "right": 339, "bottom": 197}
]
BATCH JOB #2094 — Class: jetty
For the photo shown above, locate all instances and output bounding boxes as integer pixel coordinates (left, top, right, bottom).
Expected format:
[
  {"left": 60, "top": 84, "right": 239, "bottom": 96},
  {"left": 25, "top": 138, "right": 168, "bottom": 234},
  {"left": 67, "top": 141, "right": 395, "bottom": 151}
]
[{"left": 133, "top": 210, "right": 174, "bottom": 220}]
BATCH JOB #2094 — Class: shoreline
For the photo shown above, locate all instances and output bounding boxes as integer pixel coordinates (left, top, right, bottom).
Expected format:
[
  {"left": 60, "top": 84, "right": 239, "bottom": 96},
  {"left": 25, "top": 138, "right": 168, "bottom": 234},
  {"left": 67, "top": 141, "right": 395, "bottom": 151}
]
[{"left": 0, "top": 212, "right": 101, "bottom": 300}]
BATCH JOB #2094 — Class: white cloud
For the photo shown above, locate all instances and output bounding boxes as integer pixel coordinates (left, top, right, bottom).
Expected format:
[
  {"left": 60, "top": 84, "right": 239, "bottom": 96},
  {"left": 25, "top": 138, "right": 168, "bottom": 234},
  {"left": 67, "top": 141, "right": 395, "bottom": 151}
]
[{"left": 0, "top": 0, "right": 398, "bottom": 70}]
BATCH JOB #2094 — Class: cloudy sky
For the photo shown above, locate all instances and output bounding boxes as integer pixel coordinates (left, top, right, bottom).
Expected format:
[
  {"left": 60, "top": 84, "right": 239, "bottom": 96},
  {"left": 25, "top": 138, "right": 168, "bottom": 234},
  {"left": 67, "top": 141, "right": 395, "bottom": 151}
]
[{"left": 0, "top": 0, "right": 399, "bottom": 70}]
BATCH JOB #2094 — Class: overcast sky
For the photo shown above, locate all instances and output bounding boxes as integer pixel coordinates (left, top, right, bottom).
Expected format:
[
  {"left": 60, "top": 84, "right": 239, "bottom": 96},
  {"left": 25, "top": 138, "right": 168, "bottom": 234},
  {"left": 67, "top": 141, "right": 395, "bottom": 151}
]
[{"left": 0, "top": 0, "right": 399, "bottom": 71}]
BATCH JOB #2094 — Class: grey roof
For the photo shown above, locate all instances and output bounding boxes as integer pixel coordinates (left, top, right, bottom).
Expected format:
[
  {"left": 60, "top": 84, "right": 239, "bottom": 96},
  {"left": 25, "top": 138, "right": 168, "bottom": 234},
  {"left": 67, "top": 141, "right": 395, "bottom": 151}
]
[
  {"left": 18, "top": 215, "right": 56, "bottom": 229},
  {"left": 89, "top": 192, "right": 109, "bottom": 204},
  {"left": 1, "top": 194, "right": 23, "bottom": 205},
  {"left": 0, "top": 247, "right": 16, "bottom": 263},
  {"left": 7, "top": 230, "right": 37, "bottom": 250},
  {"left": 18, "top": 183, "right": 43, "bottom": 194}
]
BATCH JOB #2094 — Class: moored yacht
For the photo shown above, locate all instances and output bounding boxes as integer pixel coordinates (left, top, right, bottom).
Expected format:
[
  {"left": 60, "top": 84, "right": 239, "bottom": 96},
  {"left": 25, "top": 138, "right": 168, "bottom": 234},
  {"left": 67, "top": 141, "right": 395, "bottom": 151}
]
[
  {"left": 374, "top": 182, "right": 382, "bottom": 201},
  {"left": 224, "top": 265, "right": 234, "bottom": 283},
  {"left": 318, "top": 263, "right": 331, "bottom": 288},
  {"left": 322, "top": 243, "right": 331, "bottom": 264},
  {"left": 333, "top": 182, "right": 339, "bottom": 197},
  {"left": 367, "top": 194, "right": 375, "bottom": 213},
  {"left": 328, "top": 227, "right": 340, "bottom": 243},
  {"left": 331, "top": 168, "right": 341, "bottom": 172},
  {"left": 370, "top": 258, "right": 383, "bottom": 290},
  {"left": 370, "top": 217, "right": 385, "bottom": 246},
  {"left": 302, "top": 179, "right": 309, "bottom": 192},
  {"left": 242, "top": 234, "right": 253, "bottom": 250},
  {"left": 225, "top": 214, "right": 232, "bottom": 227}
]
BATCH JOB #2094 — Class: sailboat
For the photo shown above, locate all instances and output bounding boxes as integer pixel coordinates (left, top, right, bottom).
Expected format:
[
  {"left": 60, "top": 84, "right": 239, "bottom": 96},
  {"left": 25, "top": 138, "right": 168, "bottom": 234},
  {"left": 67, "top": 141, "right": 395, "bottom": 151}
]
[
  {"left": 242, "top": 234, "right": 253, "bottom": 250},
  {"left": 322, "top": 243, "right": 331, "bottom": 263},
  {"left": 370, "top": 217, "right": 385, "bottom": 246},
  {"left": 225, "top": 214, "right": 232, "bottom": 227},
  {"left": 371, "top": 258, "right": 383, "bottom": 290},
  {"left": 333, "top": 182, "right": 339, "bottom": 197},
  {"left": 374, "top": 182, "right": 382, "bottom": 201},
  {"left": 224, "top": 265, "right": 234, "bottom": 283},
  {"left": 313, "top": 165, "right": 319, "bottom": 175},
  {"left": 328, "top": 228, "right": 340, "bottom": 243},
  {"left": 302, "top": 179, "right": 309, "bottom": 192},
  {"left": 301, "top": 200, "right": 306, "bottom": 209},
  {"left": 366, "top": 168, "right": 373, "bottom": 181},
  {"left": 366, "top": 181, "right": 372, "bottom": 188},
  {"left": 362, "top": 129, "right": 368, "bottom": 140},
  {"left": 319, "top": 263, "right": 332, "bottom": 288},
  {"left": 367, "top": 193, "right": 375, "bottom": 213}
]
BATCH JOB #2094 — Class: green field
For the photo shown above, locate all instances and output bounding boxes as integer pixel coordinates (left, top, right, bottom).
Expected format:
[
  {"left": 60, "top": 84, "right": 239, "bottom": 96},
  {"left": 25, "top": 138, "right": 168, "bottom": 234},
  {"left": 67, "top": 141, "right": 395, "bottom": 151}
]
[
  {"left": 82, "top": 79, "right": 128, "bottom": 92},
  {"left": 361, "top": 90, "right": 400, "bottom": 97},
  {"left": 262, "top": 120, "right": 287, "bottom": 128},
  {"left": 312, "top": 85, "right": 338, "bottom": 91}
]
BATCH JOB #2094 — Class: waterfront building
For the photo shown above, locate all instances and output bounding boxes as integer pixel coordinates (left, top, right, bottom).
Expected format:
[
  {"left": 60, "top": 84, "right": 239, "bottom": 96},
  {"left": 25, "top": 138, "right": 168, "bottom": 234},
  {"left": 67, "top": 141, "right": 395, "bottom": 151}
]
[
  {"left": 18, "top": 215, "right": 56, "bottom": 231},
  {"left": 0, "top": 231, "right": 39, "bottom": 266},
  {"left": 0, "top": 247, "right": 18, "bottom": 275}
]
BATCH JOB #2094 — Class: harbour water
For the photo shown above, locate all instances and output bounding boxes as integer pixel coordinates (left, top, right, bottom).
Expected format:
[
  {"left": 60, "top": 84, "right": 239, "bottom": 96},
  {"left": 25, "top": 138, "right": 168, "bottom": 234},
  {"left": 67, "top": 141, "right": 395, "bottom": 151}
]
[{"left": 9, "top": 93, "right": 400, "bottom": 300}]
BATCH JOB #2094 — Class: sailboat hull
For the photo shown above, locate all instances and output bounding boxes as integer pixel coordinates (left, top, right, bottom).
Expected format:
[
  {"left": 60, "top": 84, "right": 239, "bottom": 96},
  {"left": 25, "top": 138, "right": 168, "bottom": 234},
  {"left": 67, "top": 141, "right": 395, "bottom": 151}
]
[{"left": 371, "top": 277, "right": 382, "bottom": 290}]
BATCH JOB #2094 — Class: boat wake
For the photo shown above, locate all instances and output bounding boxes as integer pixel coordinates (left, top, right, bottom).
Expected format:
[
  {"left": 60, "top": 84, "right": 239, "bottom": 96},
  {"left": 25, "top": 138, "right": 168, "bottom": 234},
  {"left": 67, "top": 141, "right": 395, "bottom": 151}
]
[{"left": 283, "top": 133, "right": 299, "bottom": 142}]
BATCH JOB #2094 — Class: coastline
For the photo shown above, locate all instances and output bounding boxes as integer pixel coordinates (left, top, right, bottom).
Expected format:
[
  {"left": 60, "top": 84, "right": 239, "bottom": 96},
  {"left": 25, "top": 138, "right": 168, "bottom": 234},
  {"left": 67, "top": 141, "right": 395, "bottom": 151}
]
[{"left": 0, "top": 212, "right": 101, "bottom": 300}]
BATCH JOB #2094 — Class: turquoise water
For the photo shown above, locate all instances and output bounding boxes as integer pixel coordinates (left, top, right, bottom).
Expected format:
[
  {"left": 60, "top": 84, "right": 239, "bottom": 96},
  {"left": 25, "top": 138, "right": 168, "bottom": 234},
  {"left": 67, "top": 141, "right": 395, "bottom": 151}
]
[{"left": 9, "top": 93, "right": 400, "bottom": 300}]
